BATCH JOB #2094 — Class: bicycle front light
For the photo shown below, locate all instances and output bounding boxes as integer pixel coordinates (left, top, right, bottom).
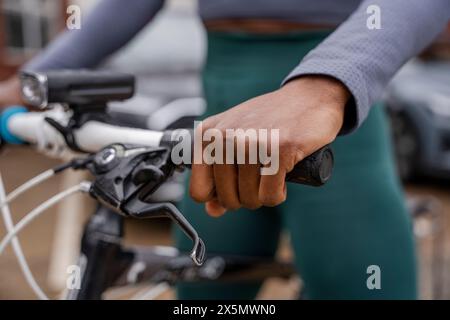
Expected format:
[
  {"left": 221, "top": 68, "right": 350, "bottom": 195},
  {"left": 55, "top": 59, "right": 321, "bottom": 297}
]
[
  {"left": 20, "top": 71, "right": 48, "bottom": 109},
  {"left": 20, "top": 70, "right": 135, "bottom": 109}
]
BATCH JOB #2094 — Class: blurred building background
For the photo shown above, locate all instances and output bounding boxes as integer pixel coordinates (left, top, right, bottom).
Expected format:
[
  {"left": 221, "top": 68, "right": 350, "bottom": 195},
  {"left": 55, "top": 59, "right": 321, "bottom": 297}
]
[
  {"left": 0, "top": 0, "right": 449, "bottom": 299},
  {"left": 0, "top": 0, "right": 67, "bottom": 78}
]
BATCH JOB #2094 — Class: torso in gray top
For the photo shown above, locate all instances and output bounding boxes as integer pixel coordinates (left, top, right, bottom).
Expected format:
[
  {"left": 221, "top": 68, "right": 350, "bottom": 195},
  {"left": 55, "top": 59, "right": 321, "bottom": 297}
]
[
  {"left": 199, "top": 0, "right": 361, "bottom": 25},
  {"left": 25, "top": 0, "right": 450, "bottom": 133}
]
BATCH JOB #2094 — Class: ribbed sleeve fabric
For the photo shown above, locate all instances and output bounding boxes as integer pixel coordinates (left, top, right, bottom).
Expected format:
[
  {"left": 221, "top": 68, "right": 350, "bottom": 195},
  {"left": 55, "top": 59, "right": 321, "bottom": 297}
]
[{"left": 282, "top": 0, "right": 450, "bottom": 134}]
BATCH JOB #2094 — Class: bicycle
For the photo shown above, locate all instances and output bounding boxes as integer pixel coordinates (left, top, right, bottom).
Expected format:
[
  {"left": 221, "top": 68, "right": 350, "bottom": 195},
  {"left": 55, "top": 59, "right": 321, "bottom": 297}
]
[{"left": 0, "top": 70, "right": 334, "bottom": 300}]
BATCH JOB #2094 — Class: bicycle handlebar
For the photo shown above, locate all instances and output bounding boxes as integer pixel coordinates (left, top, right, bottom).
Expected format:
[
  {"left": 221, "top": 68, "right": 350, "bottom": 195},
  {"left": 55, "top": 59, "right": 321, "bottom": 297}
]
[{"left": 1, "top": 107, "right": 333, "bottom": 186}]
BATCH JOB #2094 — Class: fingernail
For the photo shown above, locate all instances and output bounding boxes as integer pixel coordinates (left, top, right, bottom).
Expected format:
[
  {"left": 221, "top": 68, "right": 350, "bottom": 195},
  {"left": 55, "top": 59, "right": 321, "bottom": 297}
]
[{"left": 206, "top": 201, "right": 226, "bottom": 217}]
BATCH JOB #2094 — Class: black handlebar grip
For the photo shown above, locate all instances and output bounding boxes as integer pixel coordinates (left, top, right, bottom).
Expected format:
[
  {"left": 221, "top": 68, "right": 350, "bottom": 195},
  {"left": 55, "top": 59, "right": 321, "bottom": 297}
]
[
  {"left": 285, "top": 145, "right": 334, "bottom": 186},
  {"left": 162, "top": 130, "right": 334, "bottom": 187}
]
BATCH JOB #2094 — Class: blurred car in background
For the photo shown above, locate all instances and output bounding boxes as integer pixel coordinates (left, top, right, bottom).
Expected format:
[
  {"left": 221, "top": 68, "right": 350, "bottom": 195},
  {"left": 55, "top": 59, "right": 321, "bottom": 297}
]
[{"left": 386, "top": 60, "right": 450, "bottom": 181}]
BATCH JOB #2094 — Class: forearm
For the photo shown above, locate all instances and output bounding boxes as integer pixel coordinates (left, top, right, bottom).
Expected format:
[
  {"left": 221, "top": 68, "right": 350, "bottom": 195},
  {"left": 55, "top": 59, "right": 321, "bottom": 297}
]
[
  {"left": 283, "top": 0, "right": 450, "bottom": 133},
  {"left": 24, "top": 0, "right": 164, "bottom": 71}
]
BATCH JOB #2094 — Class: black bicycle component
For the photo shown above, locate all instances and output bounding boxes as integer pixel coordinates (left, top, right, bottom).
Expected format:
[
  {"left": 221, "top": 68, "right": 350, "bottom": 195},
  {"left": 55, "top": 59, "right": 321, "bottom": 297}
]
[
  {"left": 124, "top": 200, "right": 205, "bottom": 266},
  {"left": 67, "top": 206, "right": 133, "bottom": 300},
  {"left": 44, "top": 117, "right": 85, "bottom": 152},
  {"left": 20, "top": 70, "right": 135, "bottom": 109},
  {"left": 86, "top": 143, "right": 206, "bottom": 266},
  {"left": 285, "top": 145, "right": 334, "bottom": 186},
  {"left": 87, "top": 144, "right": 174, "bottom": 209}
]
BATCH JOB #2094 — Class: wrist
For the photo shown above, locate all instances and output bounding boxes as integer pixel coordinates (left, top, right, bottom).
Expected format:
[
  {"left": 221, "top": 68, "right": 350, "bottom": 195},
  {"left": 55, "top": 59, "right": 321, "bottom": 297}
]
[
  {"left": 283, "top": 75, "right": 350, "bottom": 105},
  {"left": 282, "top": 75, "right": 350, "bottom": 128}
]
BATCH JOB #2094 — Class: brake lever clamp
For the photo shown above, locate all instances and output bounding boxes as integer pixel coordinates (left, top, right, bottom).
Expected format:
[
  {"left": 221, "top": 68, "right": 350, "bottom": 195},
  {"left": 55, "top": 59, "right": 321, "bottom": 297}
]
[
  {"left": 87, "top": 143, "right": 206, "bottom": 266},
  {"left": 86, "top": 143, "right": 172, "bottom": 209}
]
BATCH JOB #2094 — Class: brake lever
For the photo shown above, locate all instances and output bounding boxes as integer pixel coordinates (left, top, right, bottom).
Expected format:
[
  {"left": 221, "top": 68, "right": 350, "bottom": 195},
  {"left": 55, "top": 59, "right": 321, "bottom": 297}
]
[
  {"left": 123, "top": 198, "right": 206, "bottom": 266},
  {"left": 86, "top": 143, "right": 206, "bottom": 266}
]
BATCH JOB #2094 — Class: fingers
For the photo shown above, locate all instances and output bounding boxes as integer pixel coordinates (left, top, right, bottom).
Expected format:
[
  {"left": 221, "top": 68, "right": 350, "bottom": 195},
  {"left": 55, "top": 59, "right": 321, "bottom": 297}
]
[
  {"left": 190, "top": 115, "right": 242, "bottom": 213},
  {"left": 189, "top": 114, "right": 294, "bottom": 215},
  {"left": 189, "top": 119, "right": 216, "bottom": 203},
  {"left": 213, "top": 163, "right": 241, "bottom": 210},
  {"left": 205, "top": 199, "right": 227, "bottom": 217},
  {"left": 259, "top": 167, "right": 287, "bottom": 207},
  {"left": 238, "top": 164, "right": 262, "bottom": 209},
  {"left": 202, "top": 164, "right": 263, "bottom": 216},
  {"left": 190, "top": 162, "right": 215, "bottom": 202},
  {"left": 258, "top": 147, "right": 305, "bottom": 207}
]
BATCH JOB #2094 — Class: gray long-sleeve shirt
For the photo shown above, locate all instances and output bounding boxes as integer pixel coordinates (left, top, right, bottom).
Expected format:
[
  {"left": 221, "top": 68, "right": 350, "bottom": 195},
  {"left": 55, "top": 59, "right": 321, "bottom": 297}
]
[{"left": 25, "top": 0, "right": 450, "bottom": 133}]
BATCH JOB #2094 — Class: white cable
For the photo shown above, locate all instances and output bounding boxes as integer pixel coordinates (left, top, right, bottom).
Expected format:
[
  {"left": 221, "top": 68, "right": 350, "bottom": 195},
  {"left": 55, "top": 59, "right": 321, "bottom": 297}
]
[
  {"left": 0, "top": 182, "right": 91, "bottom": 256},
  {"left": 0, "top": 173, "right": 49, "bottom": 300},
  {"left": 0, "top": 170, "right": 54, "bottom": 210}
]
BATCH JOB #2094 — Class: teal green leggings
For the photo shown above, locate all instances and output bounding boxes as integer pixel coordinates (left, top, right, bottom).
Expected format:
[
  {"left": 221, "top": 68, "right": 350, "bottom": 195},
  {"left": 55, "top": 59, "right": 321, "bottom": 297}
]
[{"left": 174, "top": 31, "right": 417, "bottom": 299}]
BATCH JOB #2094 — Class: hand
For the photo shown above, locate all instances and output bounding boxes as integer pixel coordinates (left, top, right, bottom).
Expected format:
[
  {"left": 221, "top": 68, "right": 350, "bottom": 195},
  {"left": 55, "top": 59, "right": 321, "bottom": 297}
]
[
  {"left": 0, "top": 76, "right": 25, "bottom": 112},
  {"left": 190, "top": 75, "right": 350, "bottom": 217}
]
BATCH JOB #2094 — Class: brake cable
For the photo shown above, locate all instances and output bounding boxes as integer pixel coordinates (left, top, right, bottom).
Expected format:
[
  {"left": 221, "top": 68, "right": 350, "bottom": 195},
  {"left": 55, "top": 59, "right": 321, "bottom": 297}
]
[
  {"left": 0, "top": 156, "right": 93, "bottom": 210},
  {"left": 0, "top": 174, "right": 49, "bottom": 300},
  {"left": 0, "top": 182, "right": 92, "bottom": 256}
]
